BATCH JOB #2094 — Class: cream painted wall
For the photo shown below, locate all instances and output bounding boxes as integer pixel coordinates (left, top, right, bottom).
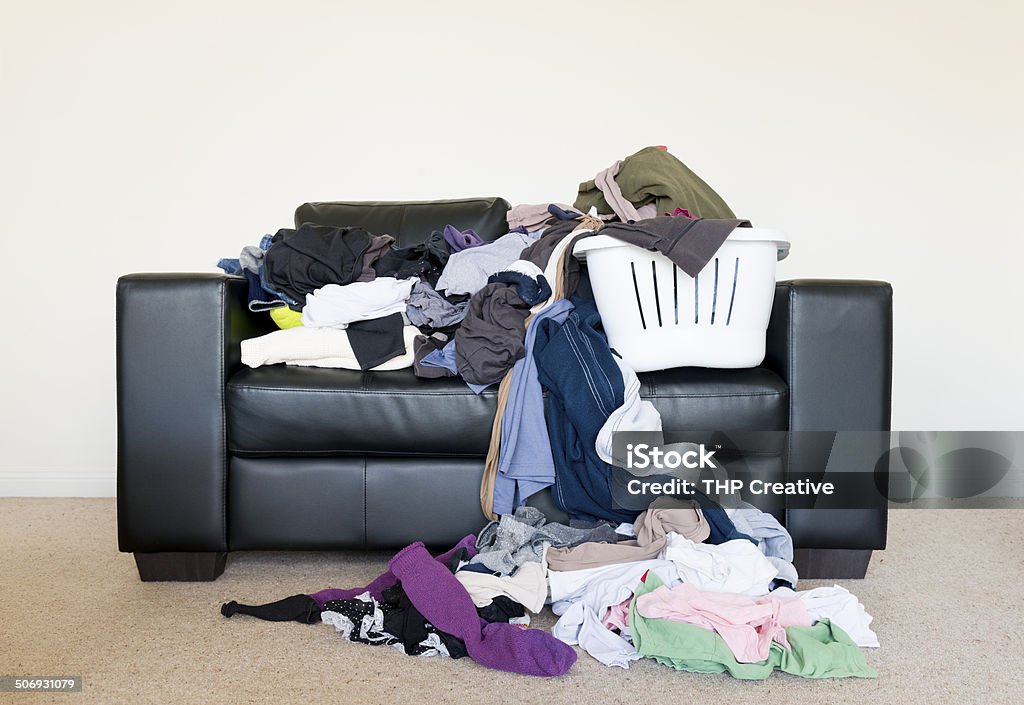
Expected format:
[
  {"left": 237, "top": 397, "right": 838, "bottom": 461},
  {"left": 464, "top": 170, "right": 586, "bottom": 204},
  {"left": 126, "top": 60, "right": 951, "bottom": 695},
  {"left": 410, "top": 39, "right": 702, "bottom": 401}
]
[{"left": 1, "top": 1, "right": 1022, "bottom": 495}]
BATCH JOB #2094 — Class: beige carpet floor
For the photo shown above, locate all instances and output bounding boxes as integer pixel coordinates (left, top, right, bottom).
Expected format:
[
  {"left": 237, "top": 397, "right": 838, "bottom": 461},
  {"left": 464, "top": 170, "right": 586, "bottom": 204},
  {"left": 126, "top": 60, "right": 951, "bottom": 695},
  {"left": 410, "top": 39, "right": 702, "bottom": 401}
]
[{"left": 1, "top": 499, "right": 1022, "bottom": 704}]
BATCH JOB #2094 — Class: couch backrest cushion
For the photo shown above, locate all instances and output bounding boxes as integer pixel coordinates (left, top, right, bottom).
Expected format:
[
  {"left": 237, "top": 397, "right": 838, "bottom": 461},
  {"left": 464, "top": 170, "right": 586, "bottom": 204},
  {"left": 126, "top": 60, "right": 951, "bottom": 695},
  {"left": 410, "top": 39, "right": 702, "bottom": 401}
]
[{"left": 294, "top": 197, "right": 511, "bottom": 248}]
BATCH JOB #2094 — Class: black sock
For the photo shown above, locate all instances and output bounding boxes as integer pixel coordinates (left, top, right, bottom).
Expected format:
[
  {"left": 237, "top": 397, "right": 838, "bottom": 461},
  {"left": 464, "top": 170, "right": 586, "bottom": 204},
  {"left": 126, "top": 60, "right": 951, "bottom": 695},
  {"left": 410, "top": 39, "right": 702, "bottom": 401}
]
[{"left": 220, "top": 594, "right": 321, "bottom": 623}]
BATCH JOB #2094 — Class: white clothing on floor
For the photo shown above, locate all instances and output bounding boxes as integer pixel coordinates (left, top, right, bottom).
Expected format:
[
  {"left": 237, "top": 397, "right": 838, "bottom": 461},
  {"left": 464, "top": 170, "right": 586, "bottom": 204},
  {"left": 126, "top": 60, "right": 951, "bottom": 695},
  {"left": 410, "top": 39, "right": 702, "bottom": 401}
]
[
  {"left": 661, "top": 532, "right": 779, "bottom": 597},
  {"left": 770, "top": 584, "right": 880, "bottom": 647},
  {"left": 549, "top": 559, "right": 682, "bottom": 669}
]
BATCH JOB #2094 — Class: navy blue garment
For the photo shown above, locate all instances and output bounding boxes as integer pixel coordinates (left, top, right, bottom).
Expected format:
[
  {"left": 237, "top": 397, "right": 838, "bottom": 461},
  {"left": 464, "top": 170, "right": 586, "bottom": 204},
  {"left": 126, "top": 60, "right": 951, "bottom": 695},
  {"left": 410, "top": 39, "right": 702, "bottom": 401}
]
[
  {"left": 241, "top": 268, "right": 289, "bottom": 312},
  {"left": 533, "top": 297, "right": 639, "bottom": 524},
  {"left": 547, "top": 204, "right": 584, "bottom": 221},
  {"left": 487, "top": 270, "right": 552, "bottom": 306},
  {"left": 689, "top": 488, "right": 757, "bottom": 545}
]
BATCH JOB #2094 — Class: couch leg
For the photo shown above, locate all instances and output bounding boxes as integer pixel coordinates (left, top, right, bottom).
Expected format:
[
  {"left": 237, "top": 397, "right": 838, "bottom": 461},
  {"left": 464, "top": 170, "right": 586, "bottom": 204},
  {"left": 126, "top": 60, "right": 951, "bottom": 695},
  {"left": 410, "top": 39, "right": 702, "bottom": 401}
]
[
  {"left": 793, "top": 549, "right": 872, "bottom": 579},
  {"left": 133, "top": 552, "right": 227, "bottom": 581}
]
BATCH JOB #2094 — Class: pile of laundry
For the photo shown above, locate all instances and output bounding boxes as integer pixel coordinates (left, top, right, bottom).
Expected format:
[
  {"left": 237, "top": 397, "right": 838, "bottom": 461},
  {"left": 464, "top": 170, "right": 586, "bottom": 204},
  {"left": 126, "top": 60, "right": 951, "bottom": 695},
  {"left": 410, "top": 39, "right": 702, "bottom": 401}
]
[
  {"left": 218, "top": 146, "right": 879, "bottom": 679},
  {"left": 218, "top": 145, "right": 744, "bottom": 379},
  {"left": 220, "top": 147, "right": 753, "bottom": 526},
  {"left": 223, "top": 501, "right": 878, "bottom": 679}
]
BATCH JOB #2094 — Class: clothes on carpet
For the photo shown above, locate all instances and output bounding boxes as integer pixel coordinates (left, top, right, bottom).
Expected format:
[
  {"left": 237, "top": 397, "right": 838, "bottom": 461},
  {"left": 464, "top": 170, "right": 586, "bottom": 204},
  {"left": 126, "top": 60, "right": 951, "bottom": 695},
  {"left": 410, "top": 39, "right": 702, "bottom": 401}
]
[
  {"left": 470, "top": 505, "right": 618, "bottom": 576},
  {"left": 310, "top": 534, "right": 477, "bottom": 608},
  {"left": 378, "top": 582, "right": 469, "bottom": 658},
  {"left": 455, "top": 560, "right": 547, "bottom": 613},
  {"left": 727, "top": 502, "right": 794, "bottom": 560},
  {"left": 545, "top": 496, "right": 710, "bottom": 572},
  {"left": 769, "top": 585, "right": 880, "bottom": 648},
  {"left": 630, "top": 572, "right": 876, "bottom": 679},
  {"left": 221, "top": 162, "right": 875, "bottom": 680},
  {"left": 388, "top": 541, "right": 577, "bottom": 676},
  {"left": 634, "top": 581, "right": 812, "bottom": 663},
  {"left": 688, "top": 488, "right": 758, "bottom": 545},
  {"left": 476, "top": 595, "right": 529, "bottom": 625},
  {"left": 320, "top": 579, "right": 529, "bottom": 661},
  {"left": 662, "top": 532, "right": 779, "bottom": 596},
  {"left": 221, "top": 594, "right": 321, "bottom": 624},
  {"left": 549, "top": 559, "right": 683, "bottom": 668},
  {"left": 322, "top": 590, "right": 461, "bottom": 657},
  {"left": 726, "top": 501, "right": 798, "bottom": 589}
]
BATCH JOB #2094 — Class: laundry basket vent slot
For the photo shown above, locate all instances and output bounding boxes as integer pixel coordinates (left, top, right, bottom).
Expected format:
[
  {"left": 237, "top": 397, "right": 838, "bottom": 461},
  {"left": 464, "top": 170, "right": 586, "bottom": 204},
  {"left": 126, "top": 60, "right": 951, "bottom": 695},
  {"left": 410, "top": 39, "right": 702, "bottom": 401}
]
[
  {"left": 726, "top": 257, "right": 739, "bottom": 326},
  {"left": 710, "top": 257, "right": 720, "bottom": 325},
  {"left": 630, "top": 261, "right": 647, "bottom": 330},
  {"left": 673, "top": 265, "right": 679, "bottom": 325},
  {"left": 694, "top": 273, "right": 699, "bottom": 324},
  {"left": 651, "top": 261, "right": 663, "bottom": 327}
]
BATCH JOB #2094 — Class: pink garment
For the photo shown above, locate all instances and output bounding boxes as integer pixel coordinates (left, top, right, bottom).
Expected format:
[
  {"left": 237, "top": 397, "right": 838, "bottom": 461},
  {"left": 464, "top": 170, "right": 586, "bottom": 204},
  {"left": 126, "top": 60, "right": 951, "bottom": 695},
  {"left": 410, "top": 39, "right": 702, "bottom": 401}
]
[
  {"left": 507, "top": 203, "right": 575, "bottom": 232},
  {"left": 601, "top": 596, "right": 632, "bottom": 633},
  {"left": 635, "top": 583, "right": 811, "bottom": 663},
  {"left": 665, "top": 207, "right": 696, "bottom": 219}
]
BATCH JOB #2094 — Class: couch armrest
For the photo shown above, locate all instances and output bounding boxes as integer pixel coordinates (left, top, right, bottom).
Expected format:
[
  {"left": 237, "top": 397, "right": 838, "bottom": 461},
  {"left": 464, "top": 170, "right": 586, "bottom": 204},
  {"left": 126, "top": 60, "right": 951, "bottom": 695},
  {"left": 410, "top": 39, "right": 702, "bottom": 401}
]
[
  {"left": 116, "top": 273, "right": 273, "bottom": 552},
  {"left": 764, "top": 279, "right": 893, "bottom": 550}
]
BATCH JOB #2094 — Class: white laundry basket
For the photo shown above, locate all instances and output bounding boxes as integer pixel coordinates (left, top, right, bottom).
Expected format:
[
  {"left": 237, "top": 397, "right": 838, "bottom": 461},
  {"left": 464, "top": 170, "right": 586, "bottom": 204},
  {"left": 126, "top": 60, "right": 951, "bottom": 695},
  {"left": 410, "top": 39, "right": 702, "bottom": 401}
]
[{"left": 572, "top": 229, "right": 790, "bottom": 372}]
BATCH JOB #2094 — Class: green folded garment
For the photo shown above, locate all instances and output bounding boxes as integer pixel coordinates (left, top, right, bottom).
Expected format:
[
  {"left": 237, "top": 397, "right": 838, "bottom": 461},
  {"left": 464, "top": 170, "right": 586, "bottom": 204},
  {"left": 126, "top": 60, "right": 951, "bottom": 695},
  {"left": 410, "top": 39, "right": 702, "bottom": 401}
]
[
  {"left": 574, "top": 146, "right": 737, "bottom": 220},
  {"left": 630, "top": 572, "right": 878, "bottom": 680}
]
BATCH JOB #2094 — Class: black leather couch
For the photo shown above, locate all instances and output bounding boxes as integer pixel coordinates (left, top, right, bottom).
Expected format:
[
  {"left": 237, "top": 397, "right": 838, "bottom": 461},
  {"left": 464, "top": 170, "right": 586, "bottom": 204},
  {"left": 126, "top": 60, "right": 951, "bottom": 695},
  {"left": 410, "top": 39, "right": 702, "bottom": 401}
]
[{"left": 116, "top": 198, "right": 893, "bottom": 581}]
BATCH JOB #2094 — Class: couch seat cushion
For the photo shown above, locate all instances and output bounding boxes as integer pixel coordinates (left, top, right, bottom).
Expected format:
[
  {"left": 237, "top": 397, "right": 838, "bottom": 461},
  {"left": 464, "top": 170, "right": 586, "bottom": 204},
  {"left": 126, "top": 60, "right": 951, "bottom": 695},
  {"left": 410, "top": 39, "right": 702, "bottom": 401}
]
[{"left": 226, "top": 365, "right": 788, "bottom": 457}]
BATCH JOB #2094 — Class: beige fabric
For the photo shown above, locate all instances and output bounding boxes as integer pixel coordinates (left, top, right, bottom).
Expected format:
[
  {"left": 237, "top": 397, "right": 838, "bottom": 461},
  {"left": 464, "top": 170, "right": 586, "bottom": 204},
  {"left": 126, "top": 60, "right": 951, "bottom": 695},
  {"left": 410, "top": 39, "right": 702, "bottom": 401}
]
[
  {"left": 480, "top": 368, "right": 514, "bottom": 520},
  {"left": 546, "top": 497, "right": 709, "bottom": 572},
  {"left": 241, "top": 325, "right": 418, "bottom": 370},
  {"left": 634, "top": 496, "right": 710, "bottom": 546},
  {"left": 455, "top": 560, "right": 548, "bottom": 613}
]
